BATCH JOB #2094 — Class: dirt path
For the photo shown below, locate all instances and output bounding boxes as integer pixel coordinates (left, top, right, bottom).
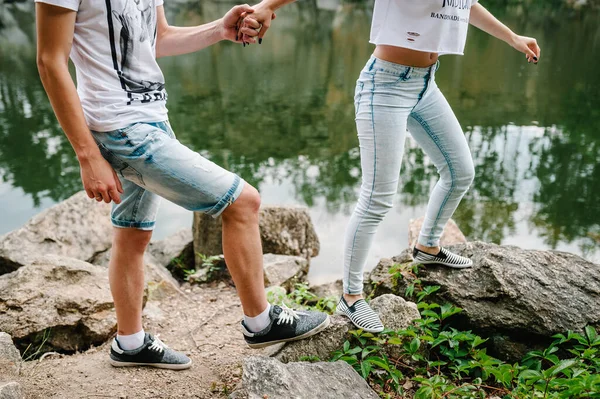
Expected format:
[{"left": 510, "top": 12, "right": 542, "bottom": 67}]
[{"left": 17, "top": 284, "right": 260, "bottom": 399}]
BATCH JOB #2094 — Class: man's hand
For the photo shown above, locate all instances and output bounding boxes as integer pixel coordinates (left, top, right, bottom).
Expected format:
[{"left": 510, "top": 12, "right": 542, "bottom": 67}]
[
  {"left": 510, "top": 34, "right": 540, "bottom": 64},
  {"left": 221, "top": 4, "right": 260, "bottom": 43},
  {"left": 79, "top": 154, "right": 124, "bottom": 204}
]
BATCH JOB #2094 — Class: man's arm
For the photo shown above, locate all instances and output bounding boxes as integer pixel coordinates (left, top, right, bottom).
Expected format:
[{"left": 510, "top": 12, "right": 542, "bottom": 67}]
[
  {"left": 155, "top": 4, "right": 259, "bottom": 58},
  {"left": 469, "top": 3, "right": 540, "bottom": 63},
  {"left": 36, "top": 3, "right": 123, "bottom": 203}
]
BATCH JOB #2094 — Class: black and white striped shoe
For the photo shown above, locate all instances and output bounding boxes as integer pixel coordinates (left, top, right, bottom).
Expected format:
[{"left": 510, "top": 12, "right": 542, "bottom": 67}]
[
  {"left": 413, "top": 246, "right": 473, "bottom": 269},
  {"left": 336, "top": 297, "right": 384, "bottom": 333}
]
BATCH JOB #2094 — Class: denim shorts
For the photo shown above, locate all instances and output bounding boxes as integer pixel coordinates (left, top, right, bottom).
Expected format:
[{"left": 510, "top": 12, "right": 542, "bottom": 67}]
[{"left": 91, "top": 121, "right": 245, "bottom": 230}]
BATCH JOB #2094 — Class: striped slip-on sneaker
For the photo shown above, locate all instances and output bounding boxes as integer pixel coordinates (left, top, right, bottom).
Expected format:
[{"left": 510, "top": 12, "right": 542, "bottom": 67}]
[
  {"left": 413, "top": 246, "right": 473, "bottom": 269},
  {"left": 336, "top": 296, "right": 384, "bottom": 333}
]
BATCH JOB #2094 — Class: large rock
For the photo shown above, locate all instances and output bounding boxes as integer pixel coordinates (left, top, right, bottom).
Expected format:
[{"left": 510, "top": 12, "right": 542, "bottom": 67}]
[
  {"left": 263, "top": 254, "right": 309, "bottom": 290},
  {"left": 231, "top": 356, "right": 378, "bottom": 399},
  {"left": 90, "top": 250, "right": 179, "bottom": 290},
  {"left": 147, "top": 229, "right": 194, "bottom": 270},
  {"left": 187, "top": 254, "right": 309, "bottom": 290},
  {"left": 408, "top": 217, "right": 467, "bottom": 248},
  {"left": 266, "top": 294, "right": 420, "bottom": 363},
  {"left": 310, "top": 279, "right": 343, "bottom": 299},
  {"left": 0, "top": 333, "right": 20, "bottom": 377},
  {"left": 370, "top": 242, "right": 600, "bottom": 360},
  {"left": 193, "top": 206, "right": 320, "bottom": 265},
  {"left": 0, "top": 382, "right": 23, "bottom": 399},
  {"left": 0, "top": 255, "right": 117, "bottom": 353},
  {"left": 0, "top": 191, "right": 112, "bottom": 275},
  {"left": 366, "top": 249, "right": 413, "bottom": 297}
]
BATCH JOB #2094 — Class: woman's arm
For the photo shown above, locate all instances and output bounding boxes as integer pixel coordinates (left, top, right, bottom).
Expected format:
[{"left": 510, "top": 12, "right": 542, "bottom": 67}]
[
  {"left": 470, "top": 3, "right": 540, "bottom": 63},
  {"left": 36, "top": 3, "right": 123, "bottom": 204},
  {"left": 155, "top": 4, "right": 259, "bottom": 57}
]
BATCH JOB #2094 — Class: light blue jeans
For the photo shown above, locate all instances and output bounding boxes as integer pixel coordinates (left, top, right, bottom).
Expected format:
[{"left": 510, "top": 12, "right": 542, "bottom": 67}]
[
  {"left": 343, "top": 56, "right": 475, "bottom": 294},
  {"left": 91, "top": 121, "right": 245, "bottom": 230}
]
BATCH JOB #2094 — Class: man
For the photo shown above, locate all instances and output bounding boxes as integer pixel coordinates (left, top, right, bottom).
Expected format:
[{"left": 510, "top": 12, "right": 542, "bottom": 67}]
[{"left": 35, "top": 0, "right": 329, "bottom": 370}]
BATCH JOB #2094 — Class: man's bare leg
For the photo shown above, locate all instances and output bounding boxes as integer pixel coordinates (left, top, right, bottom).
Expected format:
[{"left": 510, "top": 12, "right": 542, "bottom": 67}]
[
  {"left": 221, "top": 185, "right": 269, "bottom": 317},
  {"left": 109, "top": 227, "right": 151, "bottom": 337}
]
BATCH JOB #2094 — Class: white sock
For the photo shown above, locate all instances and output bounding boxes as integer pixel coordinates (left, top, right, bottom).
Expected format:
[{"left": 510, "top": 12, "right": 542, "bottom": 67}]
[
  {"left": 116, "top": 330, "right": 145, "bottom": 350},
  {"left": 244, "top": 304, "right": 271, "bottom": 333}
]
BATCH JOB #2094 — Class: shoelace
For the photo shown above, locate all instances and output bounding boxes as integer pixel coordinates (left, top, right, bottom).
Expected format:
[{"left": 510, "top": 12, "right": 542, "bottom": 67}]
[
  {"left": 276, "top": 304, "right": 300, "bottom": 326},
  {"left": 148, "top": 335, "right": 168, "bottom": 353}
]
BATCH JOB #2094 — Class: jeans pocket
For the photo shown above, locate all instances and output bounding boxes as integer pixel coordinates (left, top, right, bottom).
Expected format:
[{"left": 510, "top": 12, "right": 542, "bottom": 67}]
[
  {"left": 119, "top": 164, "right": 145, "bottom": 187},
  {"left": 354, "top": 81, "right": 365, "bottom": 116},
  {"left": 374, "top": 68, "right": 412, "bottom": 87}
]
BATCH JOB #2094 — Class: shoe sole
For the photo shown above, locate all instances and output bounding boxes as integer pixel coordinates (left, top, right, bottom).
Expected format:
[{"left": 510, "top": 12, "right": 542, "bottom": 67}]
[
  {"left": 109, "top": 359, "right": 193, "bottom": 370},
  {"left": 414, "top": 259, "right": 473, "bottom": 269},
  {"left": 335, "top": 311, "right": 384, "bottom": 334},
  {"left": 246, "top": 315, "right": 331, "bottom": 349}
]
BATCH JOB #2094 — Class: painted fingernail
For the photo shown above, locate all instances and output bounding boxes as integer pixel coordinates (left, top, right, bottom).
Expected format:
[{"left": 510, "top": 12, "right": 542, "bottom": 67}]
[
  {"left": 259, "top": 38, "right": 262, "bottom": 44},
  {"left": 533, "top": 56, "right": 538, "bottom": 61},
  {"left": 243, "top": 42, "right": 246, "bottom": 47}
]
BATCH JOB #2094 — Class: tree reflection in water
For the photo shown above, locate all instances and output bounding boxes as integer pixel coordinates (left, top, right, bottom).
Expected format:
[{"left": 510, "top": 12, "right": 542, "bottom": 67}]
[{"left": 0, "top": 1, "right": 597, "bottom": 262}]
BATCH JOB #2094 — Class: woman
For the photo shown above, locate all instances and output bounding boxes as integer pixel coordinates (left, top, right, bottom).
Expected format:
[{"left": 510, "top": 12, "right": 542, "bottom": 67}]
[
  {"left": 334, "top": 1, "right": 541, "bottom": 332},
  {"left": 241, "top": 0, "right": 540, "bottom": 332}
]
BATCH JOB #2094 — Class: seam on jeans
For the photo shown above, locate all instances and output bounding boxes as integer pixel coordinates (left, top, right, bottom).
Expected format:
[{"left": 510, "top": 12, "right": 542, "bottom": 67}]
[
  {"left": 414, "top": 70, "right": 431, "bottom": 108},
  {"left": 204, "top": 175, "right": 242, "bottom": 216},
  {"left": 111, "top": 218, "right": 155, "bottom": 229},
  {"left": 130, "top": 184, "right": 145, "bottom": 222},
  {"left": 411, "top": 113, "right": 455, "bottom": 246},
  {"left": 348, "top": 72, "right": 377, "bottom": 289},
  {"left": 355, "top": 81, "right": 364, "bottom": 117}
]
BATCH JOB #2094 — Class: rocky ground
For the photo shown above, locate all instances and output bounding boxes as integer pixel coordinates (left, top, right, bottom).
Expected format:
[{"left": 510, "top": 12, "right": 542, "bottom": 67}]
[
  {"left": 1, "top": 191, "right": 599, "bottom": 399},
  {"left": 17, "top": 284, "right": 252, "bottom": 399}
]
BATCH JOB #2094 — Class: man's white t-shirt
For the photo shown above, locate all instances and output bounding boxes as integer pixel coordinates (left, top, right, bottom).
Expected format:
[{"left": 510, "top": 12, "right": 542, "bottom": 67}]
[
  {"left": 370, "top": 0, "right": 479, "bottom": 55},
  {"left": 36, "top": 0, "right": 168, "bottom": 132}
]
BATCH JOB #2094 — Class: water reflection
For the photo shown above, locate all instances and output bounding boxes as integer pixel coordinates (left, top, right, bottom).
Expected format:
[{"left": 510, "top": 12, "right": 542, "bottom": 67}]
[{"left": 0, "top": 2, "right": 598, "bottom": 279}]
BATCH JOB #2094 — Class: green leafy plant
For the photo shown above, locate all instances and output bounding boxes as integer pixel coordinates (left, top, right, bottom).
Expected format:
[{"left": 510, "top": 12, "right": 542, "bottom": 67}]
[
  {"left": 270, "top": 283, "right": 338, "bottom": 315},
  {"left": 327, "top": 262, "right": 600, "bottom": 398}
]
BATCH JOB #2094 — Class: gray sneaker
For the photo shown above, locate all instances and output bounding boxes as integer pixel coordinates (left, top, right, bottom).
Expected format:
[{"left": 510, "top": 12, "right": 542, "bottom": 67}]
[
  {"left": 109, "top": 333, "right": 192, "bottom": 370},
  {"left": 241, "top": 305, "right": 330, "bottom": 349}
]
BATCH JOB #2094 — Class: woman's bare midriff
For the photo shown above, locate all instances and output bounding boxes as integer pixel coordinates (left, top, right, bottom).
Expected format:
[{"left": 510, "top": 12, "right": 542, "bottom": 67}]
[{"left": 374, "top": 45, "right": 439, "bottom": 68}]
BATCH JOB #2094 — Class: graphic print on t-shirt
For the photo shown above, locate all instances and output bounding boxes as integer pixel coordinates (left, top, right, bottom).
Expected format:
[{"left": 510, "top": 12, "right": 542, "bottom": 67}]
[{"left": 106, "top": 0, "right": 166, "bottom": 105}]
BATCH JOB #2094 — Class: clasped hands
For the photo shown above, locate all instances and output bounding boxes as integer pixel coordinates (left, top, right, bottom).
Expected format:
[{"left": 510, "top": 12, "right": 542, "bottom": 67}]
[{"left": 221, "top": 2, "right": 276, "bottom": 45}]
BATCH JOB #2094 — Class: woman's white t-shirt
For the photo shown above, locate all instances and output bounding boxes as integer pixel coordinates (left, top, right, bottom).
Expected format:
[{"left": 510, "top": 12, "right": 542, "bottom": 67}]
[
  {"left": 35, "top": 0, "right": 168, "bottom": 132},
  {"left": 370, "top": 0, "right": 479, "bottom": 55}
]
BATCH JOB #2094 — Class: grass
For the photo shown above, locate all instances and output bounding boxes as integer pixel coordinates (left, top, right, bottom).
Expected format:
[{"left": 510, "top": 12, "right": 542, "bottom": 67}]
[{"left": 285, "top": 266, "right": 600, "bottom": 398}]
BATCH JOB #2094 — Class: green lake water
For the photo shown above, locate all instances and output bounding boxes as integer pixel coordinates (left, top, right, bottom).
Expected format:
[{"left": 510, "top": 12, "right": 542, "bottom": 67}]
[{"left": 0, "top": 2, "right": 598, "bottom": 283}]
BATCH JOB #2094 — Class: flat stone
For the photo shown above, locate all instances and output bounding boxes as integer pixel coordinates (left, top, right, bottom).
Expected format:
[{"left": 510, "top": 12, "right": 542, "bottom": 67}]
[
  {"left": 231, "top": 356, "right": 378, "bottom": 399},
  {"left": 0, "top": 191, "right": 112, "bottom": 275},
  {"left": 147, "top": 229, "right": 194, "bottom": 271},
  {"left": 0, "top": 333, "right": 21, "bottom": 377},
  {"left": 408, "top": 216, "right": 467, "bottom": 249},
  {"left": 0, "top": 255, "right": 117, "bottom": 354},
  {"left": 193, "top": 206, "right": 320, "bottom": 266},
  {"left": 263, "top": 254, "right": 309, "bottom": 290},
  {"left": 0, "top": 382, "right": 23, "bottom": 399},
  {"left": 371, "top": 241, "right": 600, "bottom": 360}
]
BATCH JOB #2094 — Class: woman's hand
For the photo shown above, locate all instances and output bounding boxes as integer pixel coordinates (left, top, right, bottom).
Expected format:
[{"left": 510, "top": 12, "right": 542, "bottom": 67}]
[
  {"left": 510, "top": 34, "right": 540, "bottom": 64},
  {"left": 220, "top": 4, "right": 258, "bottom": 43},
  {"left": 240, "top": 3, "right": 277, "bottom": 44}
]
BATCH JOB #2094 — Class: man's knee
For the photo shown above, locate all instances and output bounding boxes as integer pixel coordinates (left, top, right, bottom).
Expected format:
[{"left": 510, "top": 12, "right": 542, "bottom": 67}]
[
  {"left": 113, "top": 228, "right": 152, "bottom": 254},
  {"left": 223, "top": 185, "right": 261, "bottom": 221}
]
